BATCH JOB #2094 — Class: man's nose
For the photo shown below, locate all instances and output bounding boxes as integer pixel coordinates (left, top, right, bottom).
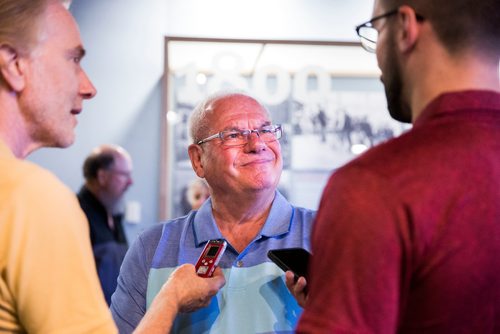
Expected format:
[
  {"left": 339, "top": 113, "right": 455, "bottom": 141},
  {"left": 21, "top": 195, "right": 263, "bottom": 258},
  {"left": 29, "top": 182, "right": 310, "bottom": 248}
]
[
  {"left": 80, "top": 70, "right": 97, "bottom": 99},
  {"left": 244, "top": 131, "right": 266, "bottom": 152},
  {"left": 127, "top": 176, "right": 133, "bottom": 187}
]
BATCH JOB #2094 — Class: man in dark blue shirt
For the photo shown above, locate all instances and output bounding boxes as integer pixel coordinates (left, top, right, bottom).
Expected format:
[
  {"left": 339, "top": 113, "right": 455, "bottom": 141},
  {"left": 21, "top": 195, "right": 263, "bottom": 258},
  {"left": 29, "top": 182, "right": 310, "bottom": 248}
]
[{"left": 77, "top": 144, "right": 133, "bottom": 304}]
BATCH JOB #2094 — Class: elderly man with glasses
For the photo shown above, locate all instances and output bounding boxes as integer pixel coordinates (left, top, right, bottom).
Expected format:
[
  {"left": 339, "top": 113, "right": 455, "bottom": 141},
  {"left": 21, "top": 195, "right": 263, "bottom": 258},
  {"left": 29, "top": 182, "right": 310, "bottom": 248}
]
[
  {"left": 111, "top": 92, "right": 316, "bottom": 333},
  {"left": 295, "top": 0, "right": 500, "bottom": 333}
]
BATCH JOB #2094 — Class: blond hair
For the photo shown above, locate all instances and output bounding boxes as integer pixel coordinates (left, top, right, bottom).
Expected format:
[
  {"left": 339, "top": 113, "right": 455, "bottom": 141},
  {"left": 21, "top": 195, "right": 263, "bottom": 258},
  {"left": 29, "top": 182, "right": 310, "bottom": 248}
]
[{"left": 0, "top": 0, "right": 55, "bottom": 55}]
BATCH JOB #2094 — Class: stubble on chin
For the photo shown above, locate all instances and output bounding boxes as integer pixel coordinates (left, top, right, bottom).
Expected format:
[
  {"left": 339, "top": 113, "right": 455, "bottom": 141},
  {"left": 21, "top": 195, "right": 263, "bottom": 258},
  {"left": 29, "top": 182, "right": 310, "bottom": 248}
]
[
  {"left": 381, "top": 40, "right": 412, "bottom": 123},
  {"left": 385, "top": 85, "right": 412, "bottom": 123}
]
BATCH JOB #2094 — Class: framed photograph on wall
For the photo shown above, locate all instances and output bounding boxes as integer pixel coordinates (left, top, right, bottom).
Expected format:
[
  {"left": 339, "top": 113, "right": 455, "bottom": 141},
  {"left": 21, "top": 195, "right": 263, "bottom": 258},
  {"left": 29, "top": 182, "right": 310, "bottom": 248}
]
[{"left": 160, "top": 37, "right": 408, "bottom": 219}]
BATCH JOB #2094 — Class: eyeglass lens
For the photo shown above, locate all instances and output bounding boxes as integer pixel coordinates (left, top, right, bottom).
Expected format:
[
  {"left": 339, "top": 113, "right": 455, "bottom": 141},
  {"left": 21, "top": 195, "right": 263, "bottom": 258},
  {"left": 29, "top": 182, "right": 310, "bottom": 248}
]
[
  {"left": 222, "top": 126, "right": 282, "bottom": 146},
  {"left": 359, "top": 27, "right": 378, "bottom": 52}
]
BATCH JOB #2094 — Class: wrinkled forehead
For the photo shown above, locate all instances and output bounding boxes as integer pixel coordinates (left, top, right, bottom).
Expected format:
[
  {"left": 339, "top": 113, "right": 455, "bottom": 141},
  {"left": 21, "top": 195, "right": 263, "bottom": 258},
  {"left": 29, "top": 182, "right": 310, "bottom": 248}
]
[{"left": 208, "top": 94, "right": 271, "bottom": 125}]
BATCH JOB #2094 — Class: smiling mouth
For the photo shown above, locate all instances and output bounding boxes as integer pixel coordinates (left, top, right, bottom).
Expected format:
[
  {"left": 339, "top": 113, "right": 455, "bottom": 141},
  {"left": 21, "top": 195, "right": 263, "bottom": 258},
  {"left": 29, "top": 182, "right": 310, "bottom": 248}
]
[{"left": 241, "top": 159, "right": 272, "bottom": 166}]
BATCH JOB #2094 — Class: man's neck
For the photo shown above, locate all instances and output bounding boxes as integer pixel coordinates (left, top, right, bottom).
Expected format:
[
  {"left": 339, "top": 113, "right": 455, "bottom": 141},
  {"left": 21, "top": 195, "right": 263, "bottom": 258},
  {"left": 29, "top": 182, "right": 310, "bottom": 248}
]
[
  {"left": 85, "top": 182, "right": 115, "bottom": 213},
  {"left": 408, "top": 48, "right": 500, "bottom": 122},
  {"left": 210, "top": 189, "right": 275, "bottom": 253},
  {"left": 211, "top": 188, "right": 275, "bottom": 221}
]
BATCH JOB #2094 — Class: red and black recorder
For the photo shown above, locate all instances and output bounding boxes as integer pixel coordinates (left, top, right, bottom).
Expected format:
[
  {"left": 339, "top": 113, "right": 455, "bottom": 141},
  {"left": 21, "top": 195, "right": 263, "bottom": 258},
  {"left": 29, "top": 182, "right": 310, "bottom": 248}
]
[{"left": 195, "top": 239, "right": 227, "bottom": 278}]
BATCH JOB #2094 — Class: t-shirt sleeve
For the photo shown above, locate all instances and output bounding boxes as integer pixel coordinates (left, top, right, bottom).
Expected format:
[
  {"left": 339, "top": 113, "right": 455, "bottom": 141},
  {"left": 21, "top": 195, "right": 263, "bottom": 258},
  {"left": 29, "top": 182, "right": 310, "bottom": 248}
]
[
  {"left": 297, "top": 165, "right": 411, "bottom": 333},
  {"left": 6, "top": 166, "right": 116, "bottom": 333}
]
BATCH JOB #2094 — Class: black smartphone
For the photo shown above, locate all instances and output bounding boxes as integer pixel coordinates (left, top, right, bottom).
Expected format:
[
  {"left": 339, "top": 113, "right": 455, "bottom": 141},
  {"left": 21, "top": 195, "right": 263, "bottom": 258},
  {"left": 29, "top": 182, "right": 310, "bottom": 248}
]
[{"left": 267, "top": 247, "right": 311, "bottom": 281}]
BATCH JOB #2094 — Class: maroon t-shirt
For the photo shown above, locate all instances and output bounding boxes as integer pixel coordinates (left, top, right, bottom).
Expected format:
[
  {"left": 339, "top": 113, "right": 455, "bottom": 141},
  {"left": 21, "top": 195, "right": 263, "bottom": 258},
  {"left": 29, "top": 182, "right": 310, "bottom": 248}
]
[{"left": 297, "top": 90, "right": 500, "bottom": 333}]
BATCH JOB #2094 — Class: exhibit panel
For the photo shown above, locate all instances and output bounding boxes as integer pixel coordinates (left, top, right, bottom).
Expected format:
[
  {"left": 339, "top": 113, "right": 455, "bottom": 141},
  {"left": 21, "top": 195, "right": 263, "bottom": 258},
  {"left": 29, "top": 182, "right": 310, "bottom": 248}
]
[{"left": 161, "top": 37, "right": 409, "bottom": 219}]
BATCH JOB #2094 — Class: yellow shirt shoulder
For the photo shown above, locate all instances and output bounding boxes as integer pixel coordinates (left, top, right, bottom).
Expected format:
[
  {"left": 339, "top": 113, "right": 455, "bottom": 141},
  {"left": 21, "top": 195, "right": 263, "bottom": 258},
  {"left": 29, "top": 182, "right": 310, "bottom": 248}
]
[{"left": 0, "top": 154, "right": 116, "bottom": 333}]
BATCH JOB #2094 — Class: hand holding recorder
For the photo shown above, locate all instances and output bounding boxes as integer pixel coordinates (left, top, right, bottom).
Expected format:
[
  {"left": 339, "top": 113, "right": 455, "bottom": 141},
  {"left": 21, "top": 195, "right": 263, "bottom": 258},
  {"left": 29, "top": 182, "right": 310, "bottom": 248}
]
[
  {"left": 134, "top": 264, "right": 225, "bottom": 333},
  {"left": 195, "top": 240, "right": 227, "bottom": 277}
]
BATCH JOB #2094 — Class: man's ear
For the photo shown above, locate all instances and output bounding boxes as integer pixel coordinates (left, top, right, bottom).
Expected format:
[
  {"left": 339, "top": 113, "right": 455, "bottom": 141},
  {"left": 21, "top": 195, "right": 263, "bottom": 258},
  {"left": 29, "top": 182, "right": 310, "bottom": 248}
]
[
  {"left": 188, "top": 144, "right": 205, "bottom": 178},
  {"left": 0, "top": 44, "right": 26, "bottom": 92},
  {"left": 395, "top": 6, "right": 422, "bottom": 54}
]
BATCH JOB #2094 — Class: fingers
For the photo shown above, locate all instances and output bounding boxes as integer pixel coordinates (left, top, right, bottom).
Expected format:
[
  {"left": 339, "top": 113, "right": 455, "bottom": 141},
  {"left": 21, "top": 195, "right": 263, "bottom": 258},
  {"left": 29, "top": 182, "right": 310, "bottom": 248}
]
[
  {"left": 171, "top": 263, "right": 196, "bottom": 277},
  {"left": 209, "top": 267, "right": 226, "bottom": 290},
  {"left": 294, "top": 276, "right": 307, "bottom": 294},
  {"left": 212, "top": 266, "right": 223, "bottom": 277},
  {"left": 285, "top": 270, "right": 296, "bottom": 290},
  {"left": 284, "top": 271, "right": 308, "bottom": 308},
  {"left": 285, "top": 270, "right": 304, "bottom": 295}
]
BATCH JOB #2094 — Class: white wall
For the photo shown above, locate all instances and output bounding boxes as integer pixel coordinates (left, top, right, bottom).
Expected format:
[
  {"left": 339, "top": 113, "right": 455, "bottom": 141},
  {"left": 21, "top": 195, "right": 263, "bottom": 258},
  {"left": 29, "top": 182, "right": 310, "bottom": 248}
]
[{"left": 28, "top": 0, "right": 375, "bottom": 240}]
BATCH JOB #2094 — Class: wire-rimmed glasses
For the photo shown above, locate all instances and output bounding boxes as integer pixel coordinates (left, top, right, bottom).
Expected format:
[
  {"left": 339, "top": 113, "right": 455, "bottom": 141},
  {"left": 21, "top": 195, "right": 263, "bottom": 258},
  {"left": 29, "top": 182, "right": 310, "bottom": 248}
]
[
  {"left": 197, "top": 124, "right": 282, "bottom": 147},
  {"left": 355, "top": 9, "right": 424, "bottom": 53}
]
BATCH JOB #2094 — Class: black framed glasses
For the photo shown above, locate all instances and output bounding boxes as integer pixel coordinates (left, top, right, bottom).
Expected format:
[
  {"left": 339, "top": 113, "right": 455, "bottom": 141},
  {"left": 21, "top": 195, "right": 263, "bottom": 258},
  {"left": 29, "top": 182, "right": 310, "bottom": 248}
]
[
  {"left": 197, "top": 124, "right": 282, "bottom": 147},
  {"left": 355, "top": 9, "right": 424, "bottom": 53}
]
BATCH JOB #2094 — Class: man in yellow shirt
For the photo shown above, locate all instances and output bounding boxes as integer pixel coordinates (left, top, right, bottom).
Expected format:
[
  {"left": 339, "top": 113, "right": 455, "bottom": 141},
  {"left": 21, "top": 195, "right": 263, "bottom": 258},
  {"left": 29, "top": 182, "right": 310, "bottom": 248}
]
[{"left": 0, "top": 0, "right": 225, "bottom": 332}]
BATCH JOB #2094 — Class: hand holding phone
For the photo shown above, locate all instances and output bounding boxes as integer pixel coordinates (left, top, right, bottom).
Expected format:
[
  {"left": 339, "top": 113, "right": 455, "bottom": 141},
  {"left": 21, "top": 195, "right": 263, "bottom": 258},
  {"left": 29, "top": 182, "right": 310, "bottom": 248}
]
[
  {"left": 195, "top": 240, "right": 227, "bottom": 278},
  {"left": 268, "top": 248, "right": 311, "bottom": 306},
  {"left": 285, "top": 270, "right": 308, "bottom": 307}
]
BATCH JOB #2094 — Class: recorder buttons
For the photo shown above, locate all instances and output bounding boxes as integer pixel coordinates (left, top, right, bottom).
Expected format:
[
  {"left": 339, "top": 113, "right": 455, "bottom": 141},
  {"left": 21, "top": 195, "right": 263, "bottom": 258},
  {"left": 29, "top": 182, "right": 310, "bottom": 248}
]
[{"left": 197, "top": 266, "right": 209, "bottom": 275}]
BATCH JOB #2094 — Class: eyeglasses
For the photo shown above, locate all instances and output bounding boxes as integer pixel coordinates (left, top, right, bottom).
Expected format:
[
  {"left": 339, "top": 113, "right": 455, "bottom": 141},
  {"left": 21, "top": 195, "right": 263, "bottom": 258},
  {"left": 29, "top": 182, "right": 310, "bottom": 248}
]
[
  {"left": 355, "top": 8, "right": 424, "bottom": 53},
  {"left": 197, "top": 124, "right": 282, "bottom": 147},
  {"left": 108, "top": 169, "right": 132, "bottom": 178}
]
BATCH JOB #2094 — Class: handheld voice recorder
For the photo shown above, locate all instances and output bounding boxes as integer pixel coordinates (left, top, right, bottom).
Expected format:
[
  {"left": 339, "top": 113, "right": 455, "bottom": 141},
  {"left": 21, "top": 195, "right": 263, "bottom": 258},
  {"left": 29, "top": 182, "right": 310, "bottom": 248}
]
[{"left": 195, "top": 239, "right": 227, "bottom": 277}]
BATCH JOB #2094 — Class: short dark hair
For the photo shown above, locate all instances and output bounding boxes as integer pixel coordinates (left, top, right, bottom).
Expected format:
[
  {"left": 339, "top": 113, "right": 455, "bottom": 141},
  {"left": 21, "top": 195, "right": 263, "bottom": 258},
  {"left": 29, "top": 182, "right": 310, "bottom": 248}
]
[
  {"left": 83, "top": 152, "right": 115, "bottom": 180},
  {"left": 381, "top": 0, "right": 500, "bottom": 54}
]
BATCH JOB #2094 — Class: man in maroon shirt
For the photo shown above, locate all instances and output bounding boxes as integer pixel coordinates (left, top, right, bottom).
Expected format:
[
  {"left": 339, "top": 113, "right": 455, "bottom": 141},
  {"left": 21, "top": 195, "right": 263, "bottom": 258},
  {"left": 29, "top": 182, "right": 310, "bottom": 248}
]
[{"left": 293, "top": 0, "right": 500, "bottom": 332}]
